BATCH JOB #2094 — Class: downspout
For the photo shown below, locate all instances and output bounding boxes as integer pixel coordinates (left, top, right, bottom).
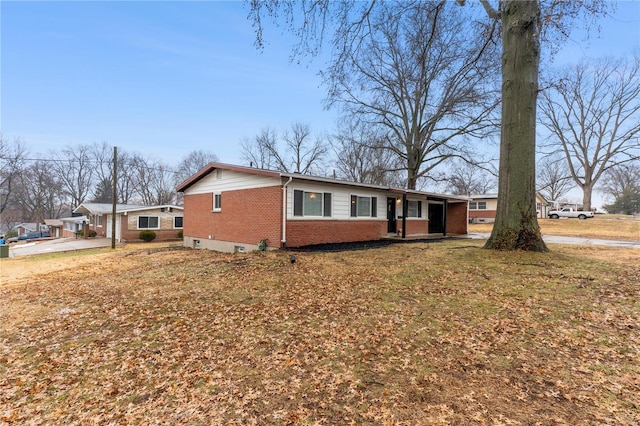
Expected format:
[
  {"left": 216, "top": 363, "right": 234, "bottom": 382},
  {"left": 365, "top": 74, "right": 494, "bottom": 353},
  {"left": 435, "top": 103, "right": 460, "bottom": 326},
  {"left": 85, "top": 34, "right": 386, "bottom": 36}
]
[
  {"left": 402, "top": 193, "right": 407, "bottom": 239},
  {"left": 281, "top": 176, "right": 293, "bottom": 249}
]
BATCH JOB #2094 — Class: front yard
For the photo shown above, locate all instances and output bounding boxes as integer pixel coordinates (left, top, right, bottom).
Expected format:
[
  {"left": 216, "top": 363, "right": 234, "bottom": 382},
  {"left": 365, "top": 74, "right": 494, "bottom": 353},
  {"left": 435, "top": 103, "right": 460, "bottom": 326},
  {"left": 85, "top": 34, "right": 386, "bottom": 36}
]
[{"left": 1, "top": 240, "right": 638, "bottom": 424}]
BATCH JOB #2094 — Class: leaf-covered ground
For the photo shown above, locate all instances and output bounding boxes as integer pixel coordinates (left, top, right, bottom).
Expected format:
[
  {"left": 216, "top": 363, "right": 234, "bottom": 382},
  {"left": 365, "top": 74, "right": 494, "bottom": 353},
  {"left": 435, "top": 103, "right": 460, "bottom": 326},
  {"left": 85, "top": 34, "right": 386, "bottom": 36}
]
[{"left": 1, "top": 241, "right": 639, "bottom": 425}]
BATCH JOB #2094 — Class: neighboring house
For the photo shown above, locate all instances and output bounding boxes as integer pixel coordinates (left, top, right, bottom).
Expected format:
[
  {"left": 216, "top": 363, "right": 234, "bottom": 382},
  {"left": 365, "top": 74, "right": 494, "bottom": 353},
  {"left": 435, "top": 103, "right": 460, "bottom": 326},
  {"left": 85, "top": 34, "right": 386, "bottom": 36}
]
[
  {"left": 468, "top": 193, "right": 549, "bottom": 223},
  {"left": 60, "top": 215, "right": 88, "bottom": 238},
  {"left": 73, "top": 203, "right": 184, "bottom": 242},
  {"left": 44, "top": 219, "right": 64, "bottom": 238},
  {"left": 177, "top": 162, "right": 469, "bottom": 253},
  {"left": 15, "top": 222, "right": 46, "bottom": 235}
]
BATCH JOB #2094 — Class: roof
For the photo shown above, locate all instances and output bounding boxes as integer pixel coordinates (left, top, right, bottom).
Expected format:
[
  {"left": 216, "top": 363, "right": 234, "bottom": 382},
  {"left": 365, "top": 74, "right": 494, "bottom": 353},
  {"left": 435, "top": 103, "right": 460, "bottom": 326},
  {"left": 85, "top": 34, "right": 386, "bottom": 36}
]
[
  {"left": 177, "top": 162, "right": 469, "bottom": 202},
  {"left": 74, "top": 203, "right": 184, "bottom": 215},
  {"left": 60, "top": 215, "right": 87, "bottom": 224},
  {"left": 44, "top": 219, "right": 64, "bottom": 227}
]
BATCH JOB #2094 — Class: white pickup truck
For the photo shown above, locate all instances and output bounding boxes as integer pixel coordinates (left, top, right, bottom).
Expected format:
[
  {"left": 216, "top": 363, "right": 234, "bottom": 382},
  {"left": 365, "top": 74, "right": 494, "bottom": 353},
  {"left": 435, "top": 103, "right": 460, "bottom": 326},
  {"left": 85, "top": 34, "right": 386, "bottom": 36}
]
[{"left": 547, "top": 208, "right": 594, "bottom": 220}]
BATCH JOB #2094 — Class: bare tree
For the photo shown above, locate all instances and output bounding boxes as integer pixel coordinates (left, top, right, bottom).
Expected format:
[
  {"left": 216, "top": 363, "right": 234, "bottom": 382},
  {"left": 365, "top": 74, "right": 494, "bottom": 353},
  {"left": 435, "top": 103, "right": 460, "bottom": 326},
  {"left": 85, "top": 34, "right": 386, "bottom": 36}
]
[
  {"left": 130, "top": 154, "right": 176, "bottom": 205},
  {"left": 13, "top": 160, "right": 66, "bottom": 223},
  {"left": 242, "top": 123, "right": 329, "bottom": 174},
  {"left": 90, "top": 142, "right": 137, "bottom": 203},
  {"left": 333, "top": 123, "right": 405, "bottom": 187},
  {"left": 0, "top": 135, "right": 28, "bottom": 215},
  {"left": 50, "top": 144, "right": 95, "bottom": 210},
  {"left": 174, "top": 150, "right": 219, "bottom": 187},
  {"left": 445, "top": 160, "right": 496, "bottom": 196},
  {"left": 539, "top": 55, "right": 640, "bottom": 211},
  {"left": 241, "top": 127, "right": 279, "bottom": 170},
  {"left": 325, "top": 2, "right": 500, "bottom": 189},
  {"left": 536, "top": 155, "right": 575, "bottom": 203},
  {"left": 600, "top": 163, "right": 640, "bottom": 203}
]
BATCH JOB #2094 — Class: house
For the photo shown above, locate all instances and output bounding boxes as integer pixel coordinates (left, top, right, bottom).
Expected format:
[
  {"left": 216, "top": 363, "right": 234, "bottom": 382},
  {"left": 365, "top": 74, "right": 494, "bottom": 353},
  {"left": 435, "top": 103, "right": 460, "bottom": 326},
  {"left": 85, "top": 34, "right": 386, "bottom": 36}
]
[
  {"left": 60, "top": 215, "right": 88, "bottom": 238},
  {"left": 73, "top": 203, "right": 184, "bottom": 242},
  {"left": 44, "top": 219, "right": 64, "bottom": 238},
  {"left": 468, "top": 193, "right": 549, "bottom": 223},
  {"left": 15, "top": 222, "right": 47, "bottom": 236},
  {"left": 177, "top": 162, "right": 469, "bottom": 253}
]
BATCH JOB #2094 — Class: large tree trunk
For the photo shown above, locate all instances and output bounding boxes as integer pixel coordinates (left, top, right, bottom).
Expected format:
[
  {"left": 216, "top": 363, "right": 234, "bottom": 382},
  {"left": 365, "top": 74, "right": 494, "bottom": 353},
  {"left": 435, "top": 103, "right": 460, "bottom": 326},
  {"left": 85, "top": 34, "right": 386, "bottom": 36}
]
[
  {"left": 484, "top": 0, "right": 547, "bottom": 251},
  {"left": 582, "top": 183, "right": 593, "bottom": 211}
]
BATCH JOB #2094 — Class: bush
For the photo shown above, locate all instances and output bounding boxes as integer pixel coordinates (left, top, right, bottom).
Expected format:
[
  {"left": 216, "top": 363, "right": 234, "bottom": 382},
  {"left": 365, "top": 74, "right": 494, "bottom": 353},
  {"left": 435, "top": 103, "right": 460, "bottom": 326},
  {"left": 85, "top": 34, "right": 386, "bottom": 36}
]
[
  {"left": 77, "top": 229, "right": 84, "bottom": 237},
  {"left": 139, "top": 230, "right": 157, "bottom": 242},
  {"left": 177, "top": 230, "right": 183, "bottom": 239},
  {"left": 88, "top": 230, "right": 97, "bottom": 238}
]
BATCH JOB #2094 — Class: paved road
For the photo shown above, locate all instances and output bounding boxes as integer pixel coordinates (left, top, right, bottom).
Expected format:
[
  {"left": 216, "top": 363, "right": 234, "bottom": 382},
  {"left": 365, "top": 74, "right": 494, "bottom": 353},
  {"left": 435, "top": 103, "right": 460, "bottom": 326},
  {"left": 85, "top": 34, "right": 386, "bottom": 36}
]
[
  {"left": 467, "top": 233, "right": 640, "bottom": 249},
  {"left": 5, "top": 237, "right": 113, "bottom": 258}
]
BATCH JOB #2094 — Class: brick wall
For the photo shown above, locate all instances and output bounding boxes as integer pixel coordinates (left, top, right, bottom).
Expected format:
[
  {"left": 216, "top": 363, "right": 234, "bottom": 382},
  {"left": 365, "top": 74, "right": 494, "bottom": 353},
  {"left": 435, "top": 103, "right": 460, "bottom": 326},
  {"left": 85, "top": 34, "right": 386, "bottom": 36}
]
[
  {"left": 286, "top": 219, "right": 387, "bottom": 247},
  {"left": 469, "top": 210, "right": 496, "bottom": 220},
  {"left": 400, "top": 219, "right": 428, "bottom": 235},
  {"left": 184, "top": 186, "right": 283, "bottom": 249},
  {"left": 446, "top": 202, "right": 468, "bottom": 235}
]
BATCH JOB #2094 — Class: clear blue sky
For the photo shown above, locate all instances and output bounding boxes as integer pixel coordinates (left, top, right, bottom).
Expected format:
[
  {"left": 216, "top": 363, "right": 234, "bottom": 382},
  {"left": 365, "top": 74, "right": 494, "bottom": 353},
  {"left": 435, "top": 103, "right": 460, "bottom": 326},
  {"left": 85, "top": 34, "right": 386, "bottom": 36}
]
[{"left": 2, "top": 0, "right": 639, "bottom": 173}]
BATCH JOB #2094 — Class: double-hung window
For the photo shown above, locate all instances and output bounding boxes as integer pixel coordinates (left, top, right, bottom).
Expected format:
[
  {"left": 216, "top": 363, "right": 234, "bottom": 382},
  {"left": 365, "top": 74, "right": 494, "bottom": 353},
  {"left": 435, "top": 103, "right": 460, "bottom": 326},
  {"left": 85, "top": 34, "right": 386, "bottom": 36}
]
[
  {"left": 213, "top": 193, "right": 222, "bottom": 211},
  {"left": 469, "top": 201, "right": 486, "bottom": 210},
  {"left": 350, "top": 195, "right": 377, "bottom": 217},
  {"left": 406, "top": 200, "right": 422, "bottom": 218},
  {"left": 293, "top": 190, "right": 332, "bottom": 217},
  {"left": 174, "top": 216, "right": 184, "bottom": 228},
  {"left": 138, "top": 216, "right": 159, "bottom": 229}
]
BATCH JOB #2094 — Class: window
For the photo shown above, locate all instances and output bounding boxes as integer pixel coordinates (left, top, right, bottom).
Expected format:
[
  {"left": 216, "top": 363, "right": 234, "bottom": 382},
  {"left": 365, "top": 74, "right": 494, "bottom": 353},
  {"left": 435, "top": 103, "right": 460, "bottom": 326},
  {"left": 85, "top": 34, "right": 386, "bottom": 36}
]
[
  {"left": 469, "top": 201, "right": 486, "bottom": 210},
  {"left": 350, "top": 195, "right": 377, "bottom": 217},
  {"left": 174, "top": 216, "right": 183, "bottom": 228},
  {"left": 293, "top": 190, "right": 332, "bottom": 217},
  {"left": 406, "top": 200, "right": 422, "bottom": 218},
  {"left": 213, "top": 193, "right": 222, "bottom": 211},
  {"left": 138, "top": 216, "right": 159, "bottom": 229},
  {"left": 97, "top": 216, "right": 103, "bottom": 227}
]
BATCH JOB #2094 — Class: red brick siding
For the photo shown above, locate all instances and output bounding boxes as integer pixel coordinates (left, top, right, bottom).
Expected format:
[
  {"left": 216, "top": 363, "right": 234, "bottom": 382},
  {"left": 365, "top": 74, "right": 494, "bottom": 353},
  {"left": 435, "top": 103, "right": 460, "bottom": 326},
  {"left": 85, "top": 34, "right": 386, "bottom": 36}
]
[
  {"left": 184, "top": 186, "right": 282, "bottom": 248},
  {"left": 468, "top": 210, "right": 496, "bottom": 220},
  {"left": 286, "top": 220, "right": 387, "bottom": 247},
  {"left": 446, "top": 203, "right": 468, "bottom": 234},
  {"left": 399, "top": 219, "right": 428, "bottom": 235}
]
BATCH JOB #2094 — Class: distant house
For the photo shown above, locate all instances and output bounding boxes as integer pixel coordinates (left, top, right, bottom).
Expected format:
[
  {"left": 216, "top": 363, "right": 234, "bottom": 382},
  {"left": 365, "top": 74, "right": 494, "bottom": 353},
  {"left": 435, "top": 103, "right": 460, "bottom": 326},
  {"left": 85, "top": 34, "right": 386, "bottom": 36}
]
[
  {"left": 15, "top": 222, "right": 46, "bottom": 236},
  {"left": 60, "top": 215, "right": 88, "bottom": 238},
  {"left": 44, "top": 219, "right": 64, "bottom": 238},
  {"left": 177, "top": 162, "right": 469, "bottom": 253},
  {"left": 73, "top": 203, "right": 184, "bottom": 242},
  {"left": 468, "top": 193, "right": 549, "bottom": 223}
]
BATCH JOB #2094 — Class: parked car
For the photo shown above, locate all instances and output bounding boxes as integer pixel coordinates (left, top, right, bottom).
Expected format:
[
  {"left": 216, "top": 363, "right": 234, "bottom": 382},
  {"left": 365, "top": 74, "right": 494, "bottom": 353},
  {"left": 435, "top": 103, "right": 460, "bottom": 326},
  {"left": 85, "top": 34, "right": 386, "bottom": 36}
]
[
  {"left": 17, "top": 231, "right": 51, "bottom": 241},
  {"left": 547, "top": 208, "right": 594, "bottom": 220}
]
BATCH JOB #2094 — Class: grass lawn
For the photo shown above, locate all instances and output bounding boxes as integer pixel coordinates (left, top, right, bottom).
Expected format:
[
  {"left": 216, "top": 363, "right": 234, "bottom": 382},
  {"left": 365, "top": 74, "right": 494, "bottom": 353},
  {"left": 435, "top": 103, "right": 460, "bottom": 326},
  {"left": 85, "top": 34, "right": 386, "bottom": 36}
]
[
  {"left": 470, "top": 214, "right": 640, "bottom": 242},
  {"left": 1, "top": 239, "right": 638, "bottom": 424}
]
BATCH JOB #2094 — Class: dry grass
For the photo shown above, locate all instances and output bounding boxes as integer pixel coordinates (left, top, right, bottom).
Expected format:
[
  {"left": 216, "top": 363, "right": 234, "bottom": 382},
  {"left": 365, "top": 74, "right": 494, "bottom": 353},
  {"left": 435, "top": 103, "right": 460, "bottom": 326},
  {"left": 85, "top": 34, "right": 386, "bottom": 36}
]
[
  {"left": 470, "top": 214, "right": 640, "bottom": 242},
  {"left": 1, "top": 240, "right": 638, "bottom": 424}
]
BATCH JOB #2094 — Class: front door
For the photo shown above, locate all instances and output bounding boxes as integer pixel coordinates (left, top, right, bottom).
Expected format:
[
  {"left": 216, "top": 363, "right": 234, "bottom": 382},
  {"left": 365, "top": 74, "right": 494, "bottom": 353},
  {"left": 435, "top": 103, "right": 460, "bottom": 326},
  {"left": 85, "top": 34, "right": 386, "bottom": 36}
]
[
  {"left": 428, "top": 202, "right": 445, "bottom": 234},
  {"left": 387, "top": 197, "right": 397, "bottom": 233}
]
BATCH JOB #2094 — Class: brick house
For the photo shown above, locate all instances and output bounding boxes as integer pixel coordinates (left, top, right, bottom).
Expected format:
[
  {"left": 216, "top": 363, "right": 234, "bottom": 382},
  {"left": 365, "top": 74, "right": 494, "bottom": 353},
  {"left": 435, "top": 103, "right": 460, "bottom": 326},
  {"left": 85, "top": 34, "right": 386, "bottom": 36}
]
[
  {"left": 177, "top": 163, "right": 469, "bottom": 252},
  {"left": 468, "top": 193, "right": 549, "bottom": 223},
  {"left": 73, "top": 203, "right": 184, "bottom": 242}
]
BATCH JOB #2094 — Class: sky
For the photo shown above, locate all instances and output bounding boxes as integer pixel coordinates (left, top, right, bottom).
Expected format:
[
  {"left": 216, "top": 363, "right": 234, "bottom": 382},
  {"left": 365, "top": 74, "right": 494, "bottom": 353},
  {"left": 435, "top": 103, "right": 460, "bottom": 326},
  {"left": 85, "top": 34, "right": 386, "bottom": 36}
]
[{"left": 2, "top": 1, "right": 640, "bottom": 207}]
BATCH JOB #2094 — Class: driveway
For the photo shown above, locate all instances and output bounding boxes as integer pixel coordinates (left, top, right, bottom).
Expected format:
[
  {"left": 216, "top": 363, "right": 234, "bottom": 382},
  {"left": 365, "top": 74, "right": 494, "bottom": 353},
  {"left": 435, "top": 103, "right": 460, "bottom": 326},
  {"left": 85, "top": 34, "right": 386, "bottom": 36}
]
[
  {"left": 467, "top": 233, "right": 640, "bottom": 249},
  {"left": 6, "top": 237, "right": 114, "bottom": 258}
]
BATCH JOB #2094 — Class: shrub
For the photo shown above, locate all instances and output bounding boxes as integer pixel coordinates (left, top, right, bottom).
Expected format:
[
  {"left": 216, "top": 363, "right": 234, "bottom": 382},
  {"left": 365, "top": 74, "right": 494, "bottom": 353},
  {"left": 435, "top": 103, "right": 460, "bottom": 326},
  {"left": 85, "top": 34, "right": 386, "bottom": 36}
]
[
  {"left": 77, "top": 229, "right": 84, "bottom": 237},
  {"left": 88, "top": 230, "right": 97, "bottom": 238},
  {"left": 178, "top": 230, "right": 183, "bottom": 239},
  {"left": 139, "top": 230, "right": 157, "bottom": 242}
]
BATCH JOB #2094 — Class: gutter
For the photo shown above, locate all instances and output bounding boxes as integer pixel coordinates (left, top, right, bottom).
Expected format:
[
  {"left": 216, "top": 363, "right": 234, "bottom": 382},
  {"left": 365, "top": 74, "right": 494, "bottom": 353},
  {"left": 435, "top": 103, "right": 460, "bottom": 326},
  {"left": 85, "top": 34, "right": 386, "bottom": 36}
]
[{"left": 281, "top": 176, "right": 293, "bottom": 249}]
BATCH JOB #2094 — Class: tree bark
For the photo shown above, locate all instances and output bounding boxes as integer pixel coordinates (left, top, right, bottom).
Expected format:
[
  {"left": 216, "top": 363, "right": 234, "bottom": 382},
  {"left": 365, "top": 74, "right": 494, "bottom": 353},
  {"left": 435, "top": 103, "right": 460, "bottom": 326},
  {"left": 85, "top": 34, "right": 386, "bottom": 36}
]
[{"left": 484, "top": 0, "right": 547, "bottom": 251}]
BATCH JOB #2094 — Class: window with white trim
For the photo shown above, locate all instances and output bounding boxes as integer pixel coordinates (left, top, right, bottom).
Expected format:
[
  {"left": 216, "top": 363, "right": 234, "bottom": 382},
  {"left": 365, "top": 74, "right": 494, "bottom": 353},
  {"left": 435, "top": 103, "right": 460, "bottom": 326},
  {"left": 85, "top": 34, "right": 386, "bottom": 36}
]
[
  {"left": 97, "top": 215, "right": 103, "bottom": 227},
  {"left": 293, "top": 190, "right": 331, "bottom": 217},
  {"left": 406, "top": 200, "right": 422, "bottom": 218},
  {"left": 174, "top": 216, "right": 183, "bottom": 228},
  {"left": 350, "top": 195, "right": 377, "bottom": 218},
  {"left": 138, "top": 216, "right": 159, "bottom": 229},
  {"left": 469, "top": 201, "right": 487, "bottom": 210},
  {"left": 213, "top": 193, "right": 222, "bottom": 211}
]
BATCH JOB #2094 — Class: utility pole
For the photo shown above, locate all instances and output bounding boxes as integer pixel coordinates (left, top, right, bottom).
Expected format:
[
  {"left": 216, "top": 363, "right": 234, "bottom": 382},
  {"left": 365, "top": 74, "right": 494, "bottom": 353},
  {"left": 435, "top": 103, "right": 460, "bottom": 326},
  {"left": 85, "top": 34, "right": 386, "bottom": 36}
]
[{"left": 111, "top": 146, "right": 117, "bottom": 249}]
